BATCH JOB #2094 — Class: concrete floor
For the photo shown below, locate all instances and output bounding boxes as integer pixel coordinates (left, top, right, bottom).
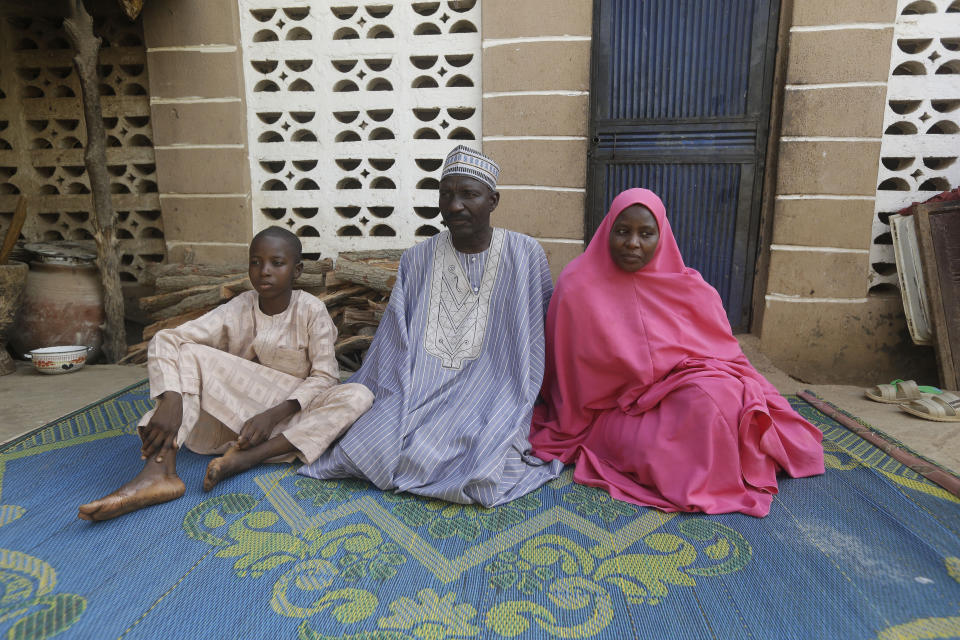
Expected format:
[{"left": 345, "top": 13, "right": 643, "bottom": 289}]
[
  {"left": 1, "top": 337, "right": 957, "bottom": 477},
  {"left": 0, "top": 360, "right": 146, "bottom": 445}
]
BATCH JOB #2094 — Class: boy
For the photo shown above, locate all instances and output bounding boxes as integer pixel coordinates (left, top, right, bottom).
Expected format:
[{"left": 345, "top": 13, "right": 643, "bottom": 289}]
[{"left": 78, "top": 226, "right": 373, "bottom": 521}]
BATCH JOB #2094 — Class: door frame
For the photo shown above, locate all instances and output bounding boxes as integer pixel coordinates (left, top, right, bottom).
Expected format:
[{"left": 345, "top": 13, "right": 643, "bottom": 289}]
[{"left": 585, "top": 0, "right": 783, "bottom": 332}]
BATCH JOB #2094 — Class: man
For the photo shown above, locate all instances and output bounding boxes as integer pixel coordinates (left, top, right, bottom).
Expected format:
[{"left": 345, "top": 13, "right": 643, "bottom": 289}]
[{"left": 299, "top": 145, "right": 563, "bottom": 506}]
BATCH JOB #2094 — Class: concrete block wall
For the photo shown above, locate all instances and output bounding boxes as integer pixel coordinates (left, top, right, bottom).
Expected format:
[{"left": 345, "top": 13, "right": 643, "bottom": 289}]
[
  {"left": 141, "top": 0, "right": 251, "bottom": 265},
  {"left": 759, "top": 0, "right": 934, "bottom": 384},
  {"left": 481, "top": 0, "right": 591, "bottom": 280}
]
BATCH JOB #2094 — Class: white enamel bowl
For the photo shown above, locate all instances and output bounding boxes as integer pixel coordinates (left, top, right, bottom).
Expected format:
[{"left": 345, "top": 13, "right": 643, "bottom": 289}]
[{"left": 25, "top": 345, "right": 92, "bottom": 374}]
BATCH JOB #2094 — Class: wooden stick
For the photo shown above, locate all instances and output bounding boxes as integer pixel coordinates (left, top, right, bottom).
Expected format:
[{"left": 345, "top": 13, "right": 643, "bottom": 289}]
[
  {"left": 64, "top": 0, "right": 126, "bottom": 362},
  {"left": 0, "top": 195, "right": 27, "bottom": 265},
  {"left": 798, "top": 391, "right": 960, "bottom": 498}
]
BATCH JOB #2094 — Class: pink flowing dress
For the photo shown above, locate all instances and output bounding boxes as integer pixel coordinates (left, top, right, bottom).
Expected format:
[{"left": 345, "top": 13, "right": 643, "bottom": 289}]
[{"left": 529, "top": 188, "right": 825, "bottom": 517}]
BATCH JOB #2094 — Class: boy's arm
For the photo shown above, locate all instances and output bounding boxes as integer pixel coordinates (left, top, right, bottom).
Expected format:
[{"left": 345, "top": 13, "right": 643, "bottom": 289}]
[{"left": 286, "top": 301, "right": 339, "bottom": 410}]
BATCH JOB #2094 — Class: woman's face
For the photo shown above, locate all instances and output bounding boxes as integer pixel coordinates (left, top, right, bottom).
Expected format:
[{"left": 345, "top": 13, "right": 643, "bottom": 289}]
[{"left": 608, "top": 204, "right": 660, "bottom": 272}]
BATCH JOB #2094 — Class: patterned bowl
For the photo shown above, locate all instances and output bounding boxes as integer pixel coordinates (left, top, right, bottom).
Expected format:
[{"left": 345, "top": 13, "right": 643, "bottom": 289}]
[{"left": 25, "top": 345, "right": 93, "bottom": 374}]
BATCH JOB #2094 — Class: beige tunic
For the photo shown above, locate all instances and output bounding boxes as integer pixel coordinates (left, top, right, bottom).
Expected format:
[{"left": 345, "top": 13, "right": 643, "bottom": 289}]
[{"left": 139, "top": 290, "right": 373, "bottom": 463}]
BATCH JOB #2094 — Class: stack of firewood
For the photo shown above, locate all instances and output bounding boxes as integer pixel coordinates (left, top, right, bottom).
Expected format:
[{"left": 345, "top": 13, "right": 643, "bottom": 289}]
[{"left": 122, "top": 250, "right": 401, "bottom": 376}]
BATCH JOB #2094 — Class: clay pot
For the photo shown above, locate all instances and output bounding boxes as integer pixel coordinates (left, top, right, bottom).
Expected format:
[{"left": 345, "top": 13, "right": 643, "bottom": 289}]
[
  {"left": 0, "top": 261, "right": 28, "bottom": 376},
  {"left": 12, "top": 259, "right": 105, "bottom": 362}
]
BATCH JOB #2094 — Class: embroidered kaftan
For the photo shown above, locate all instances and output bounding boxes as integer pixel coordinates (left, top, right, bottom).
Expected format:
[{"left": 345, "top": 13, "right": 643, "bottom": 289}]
[
  {"left": 140, "top": 290, "right": 373, "bottom": 463},
  {"left": 298, "top": 228, "right": 563, "bottom": 506}
]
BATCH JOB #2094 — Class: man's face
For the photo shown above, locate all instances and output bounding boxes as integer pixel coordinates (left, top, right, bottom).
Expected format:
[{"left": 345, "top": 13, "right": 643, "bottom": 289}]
[{"left": 438, "top": 175, "right": 499, "bottom": 243}]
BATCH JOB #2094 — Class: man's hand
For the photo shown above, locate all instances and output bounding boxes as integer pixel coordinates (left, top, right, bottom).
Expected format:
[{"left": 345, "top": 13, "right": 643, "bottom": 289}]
[
  {"left": 141, "top": 391, "right": 183, "bottom": 461},
  {"left": 237, "top": 399, "right": 300, "bottom": 450}
]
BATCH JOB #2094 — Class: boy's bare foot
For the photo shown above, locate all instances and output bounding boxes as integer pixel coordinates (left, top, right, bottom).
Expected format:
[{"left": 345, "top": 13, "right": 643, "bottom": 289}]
[
  {"left": 78, "top": 458, "right": 184, "bottom": 521},
  {"left": 204, "top": 444, "right": 257, "bottom": 492}
]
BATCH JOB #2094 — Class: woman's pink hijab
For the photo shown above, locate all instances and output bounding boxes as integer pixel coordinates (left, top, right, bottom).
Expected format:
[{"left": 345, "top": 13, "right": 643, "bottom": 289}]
[{"left": 537, "top": 188, "right": 746, "bottom": 423}]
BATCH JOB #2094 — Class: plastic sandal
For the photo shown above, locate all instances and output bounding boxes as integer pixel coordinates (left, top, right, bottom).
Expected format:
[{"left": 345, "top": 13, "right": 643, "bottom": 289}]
[
  {"left": 864, "top": 379, "right": 932, "bottom": 404},
  {"left": 900, "top": 392, "right": 960, "bottom": 423}
]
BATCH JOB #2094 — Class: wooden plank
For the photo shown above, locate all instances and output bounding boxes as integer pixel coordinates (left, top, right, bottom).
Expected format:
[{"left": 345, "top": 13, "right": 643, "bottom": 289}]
[{"left": 914, "top": 201, "right": 960, "bottom": 390}]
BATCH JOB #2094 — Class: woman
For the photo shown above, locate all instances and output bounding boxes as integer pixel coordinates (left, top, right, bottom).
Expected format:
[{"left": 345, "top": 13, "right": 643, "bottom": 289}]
[{"left": 529, "top": 188, "right": 824, "bottom": 517}]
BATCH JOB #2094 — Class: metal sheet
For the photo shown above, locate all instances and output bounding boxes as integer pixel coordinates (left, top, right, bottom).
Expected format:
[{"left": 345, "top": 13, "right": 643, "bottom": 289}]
[{"left": 604, "top": 0, "right": 758, "bottom": 121}]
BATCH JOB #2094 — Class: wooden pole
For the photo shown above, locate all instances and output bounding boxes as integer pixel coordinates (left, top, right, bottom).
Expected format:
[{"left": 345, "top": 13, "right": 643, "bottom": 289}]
[{"left": 63, "top": 0, "right": 126, "bottom": 362}]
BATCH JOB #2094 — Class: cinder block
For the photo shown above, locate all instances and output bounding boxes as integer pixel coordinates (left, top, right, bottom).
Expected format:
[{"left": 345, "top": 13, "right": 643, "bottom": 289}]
[
  {"left": 483, "top": 0, "right": 592, "bottom": 38},
  {"left": 771, "top": 198, "right": 875, "bottom": 250},
  {"left": 167, "top": 243, "right": 248, "bottom": 265},
  {"left": 759, "top": 295, "right": 936, "bottom": 384},
  {"left": 483, "top": 41, "right": 591, "bottom": 93},
  {"left": 766, "top": 248, "right": 869, "bottom": 298},
  {"left": 792, "top": 0, "right": 896, "bottom": 26},
  {"left": 483, "top": 139, "right": 588, "bottom": 188},
  {"left": 538, "top": 239, "right": 584, "bottom": 282},
  {"left": 155, "top": 148, "right": 249, "bottom": 194},
  {"left": 483, "top": 94, "right": 588, "bottom": 137},
  {"left": 158, "top": 196, "right": 251, "bottom": 244},
  {"left": 782, "top": 86, "right": 887, "bottom": 137},
  {"left": 786, "top": 29, "right": 893, "bottom": 85},
  {"left": 142, "top": 0, "right": 240, "bottom": 48},
  {"left": 776, "top": 141, "right": 881, "bottom": 196},
  {"left": 492, "top": 188, "right": 585, "bottom": 240},
  {"left": 147, "top": 50, "right": 243, "bottom": 99},
  {"left": 151, "top": 101, "right": 245, "bottom": 146}
]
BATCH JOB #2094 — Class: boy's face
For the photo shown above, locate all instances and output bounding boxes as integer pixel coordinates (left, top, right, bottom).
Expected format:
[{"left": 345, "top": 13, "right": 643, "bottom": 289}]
[{"left": 248, "top": 235, "right": 302, "bottom": 301}]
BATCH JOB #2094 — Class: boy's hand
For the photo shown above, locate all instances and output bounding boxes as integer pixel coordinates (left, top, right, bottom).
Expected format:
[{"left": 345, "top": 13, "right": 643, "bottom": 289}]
[
  {"left": 141, "top": 391, "right": 183, "bottom": 461},
  {"left": 237, "top": 399, "right": 300, "bottom": 450},
  {"left": 237, "top": 411, "right": 276, "bottom": 450}
]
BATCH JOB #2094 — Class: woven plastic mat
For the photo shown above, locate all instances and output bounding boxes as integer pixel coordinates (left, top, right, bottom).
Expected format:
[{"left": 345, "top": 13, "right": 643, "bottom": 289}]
[{"left": 1, "top": 383, "right": 959, "bottom": 639}]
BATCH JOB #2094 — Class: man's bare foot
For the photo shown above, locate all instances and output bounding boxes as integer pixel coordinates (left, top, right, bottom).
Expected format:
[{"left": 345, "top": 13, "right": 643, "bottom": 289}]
[
  {"left": 204, "top": 444, "right": 257, "bottom": 492},
  {"left": 78, "top": 458, "right": 184, "bottom": 521}
]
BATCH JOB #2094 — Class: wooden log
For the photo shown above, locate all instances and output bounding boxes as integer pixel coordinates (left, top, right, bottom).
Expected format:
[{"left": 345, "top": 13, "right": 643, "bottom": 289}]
[
  {"left": 334, "top": 251, "right": 401, "bottom": 292},
  {"left": 335, "top": 334, "right": 374, "bottom": 356},
  {"left": 342, "top": 307, "right": 383, "bottom": 331},
  {"left": 155, "top": 274, "right": 239, "bottom": 291},
  {"left": 339, "top": 249, "right": 404, "bottom": 261},
  {"left": 150, "top": 276, "right": 246, "bottom": 320},
  {"left": 294, "top": 273, "right": 326, "bottom": 289},
  {"left": 316, "top": 285, "right": 369, "bottom": 307},
  {"left": 142, "top": 307, "right": 215, "bottom": 341},
  {"left": 139, "top": 283, "right": 221, "bottom": 312},
  {"left": 143, "top": 259, "right": 332, "bottom": 285}
]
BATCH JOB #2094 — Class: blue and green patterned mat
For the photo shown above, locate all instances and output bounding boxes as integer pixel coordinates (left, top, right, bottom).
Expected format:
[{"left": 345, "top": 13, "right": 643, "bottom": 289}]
[{"left": 2, "top": 381, "right": 960, "bottom": 639}]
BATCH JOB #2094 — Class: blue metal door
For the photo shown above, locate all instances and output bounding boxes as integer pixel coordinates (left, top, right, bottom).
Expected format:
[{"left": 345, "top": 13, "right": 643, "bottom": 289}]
[{"left": 587, "top": 0, "right": 780, "bottom": 330}]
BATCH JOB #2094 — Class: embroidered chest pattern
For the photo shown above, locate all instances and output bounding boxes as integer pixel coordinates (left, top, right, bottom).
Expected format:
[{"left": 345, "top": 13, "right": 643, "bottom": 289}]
[{"left": 424, "top": 229, "right": 505, "bottom": 369}]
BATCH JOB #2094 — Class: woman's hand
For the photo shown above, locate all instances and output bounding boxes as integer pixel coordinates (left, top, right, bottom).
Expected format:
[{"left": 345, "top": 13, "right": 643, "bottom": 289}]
[
  {"left": 141, "top": 391, "right": 183, "bottom": 461},
  {"left": 238, "top": 399, "right": 300, "bottom": 450}
]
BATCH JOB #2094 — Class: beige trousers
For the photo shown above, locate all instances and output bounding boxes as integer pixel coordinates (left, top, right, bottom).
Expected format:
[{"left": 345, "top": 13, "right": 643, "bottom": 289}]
[{"left": 138, "top": 344, "right": 373, "bottom": 463}]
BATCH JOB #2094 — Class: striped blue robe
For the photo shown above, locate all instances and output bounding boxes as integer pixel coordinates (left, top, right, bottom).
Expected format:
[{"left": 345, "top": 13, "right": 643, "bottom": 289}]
[{"left": 298, "top": 228, "right": 563, "bottom": 506}]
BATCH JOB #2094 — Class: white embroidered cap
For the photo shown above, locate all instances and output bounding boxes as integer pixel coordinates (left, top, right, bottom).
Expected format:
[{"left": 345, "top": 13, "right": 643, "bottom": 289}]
[{"left": 440, "top": 145, "right": 500, "bottom": 191}]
